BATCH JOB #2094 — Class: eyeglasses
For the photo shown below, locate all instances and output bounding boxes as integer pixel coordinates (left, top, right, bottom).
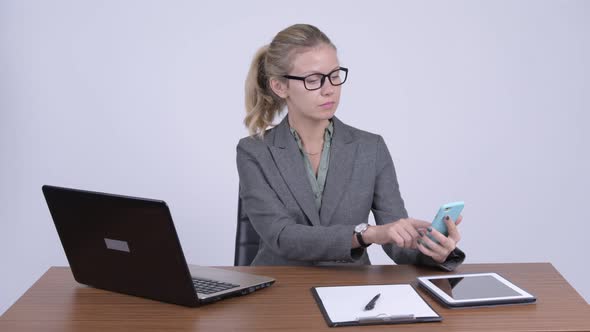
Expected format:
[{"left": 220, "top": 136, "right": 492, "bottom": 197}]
[{"left": 283, "top": 67, "right": 348, "bottom": 91}]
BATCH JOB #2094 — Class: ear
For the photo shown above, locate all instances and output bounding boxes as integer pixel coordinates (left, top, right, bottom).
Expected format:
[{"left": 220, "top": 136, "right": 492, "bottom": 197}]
[{"left": 269, "top": 78, "right": 288, "bottom": 99}]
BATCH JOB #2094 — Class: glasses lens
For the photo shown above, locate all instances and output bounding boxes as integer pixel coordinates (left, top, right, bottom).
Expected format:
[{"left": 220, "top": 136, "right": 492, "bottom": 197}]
[
  {"left": 304, "top": 74, "right": 323, "bottom": 90},
  {"left": 329, "top": 69, "right": 347, "bottom": 86}
]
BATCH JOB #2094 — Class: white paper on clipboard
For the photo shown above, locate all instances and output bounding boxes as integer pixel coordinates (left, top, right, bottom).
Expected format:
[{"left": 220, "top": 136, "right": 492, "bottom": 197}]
[{"left": 313, "top": 284, "right": 439, "bottom": 324}]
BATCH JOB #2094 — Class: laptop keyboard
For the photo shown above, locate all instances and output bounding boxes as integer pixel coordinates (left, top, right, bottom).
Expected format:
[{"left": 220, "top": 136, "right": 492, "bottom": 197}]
[{"left": 192, "top": 277, "right": 239, "bottom": 294}]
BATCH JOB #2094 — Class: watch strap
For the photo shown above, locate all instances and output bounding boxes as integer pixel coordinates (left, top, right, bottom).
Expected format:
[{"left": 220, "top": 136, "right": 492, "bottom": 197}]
[{"left": 356, "top": 230, "right": 371, "bottom": 248}]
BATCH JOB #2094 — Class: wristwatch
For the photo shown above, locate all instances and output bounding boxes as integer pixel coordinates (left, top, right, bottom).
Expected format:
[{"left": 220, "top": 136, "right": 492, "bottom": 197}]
[{"left": 354, "top": 223, "right": 371, "bottom": 248}]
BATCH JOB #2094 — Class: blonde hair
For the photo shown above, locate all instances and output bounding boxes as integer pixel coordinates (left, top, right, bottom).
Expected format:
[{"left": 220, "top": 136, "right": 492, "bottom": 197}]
[{"left": 244, "top": 24, "right": 336, "bottom": 137}]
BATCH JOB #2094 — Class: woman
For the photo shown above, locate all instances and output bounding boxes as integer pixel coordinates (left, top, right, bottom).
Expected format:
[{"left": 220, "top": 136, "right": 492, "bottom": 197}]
[{"left": 237, "top": 24, "right": 465, "bottom": 269}]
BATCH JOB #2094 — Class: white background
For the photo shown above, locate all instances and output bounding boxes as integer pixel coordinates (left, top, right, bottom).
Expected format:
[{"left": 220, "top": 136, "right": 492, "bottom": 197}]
[{"left": 1, "top": 0, "right": 588, "bottom": 315}]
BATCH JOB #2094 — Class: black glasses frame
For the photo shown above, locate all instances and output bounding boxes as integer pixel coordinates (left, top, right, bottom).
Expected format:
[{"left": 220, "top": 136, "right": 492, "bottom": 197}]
[{"left": 283, "top": 67, "right": 349, "bottom": 91}]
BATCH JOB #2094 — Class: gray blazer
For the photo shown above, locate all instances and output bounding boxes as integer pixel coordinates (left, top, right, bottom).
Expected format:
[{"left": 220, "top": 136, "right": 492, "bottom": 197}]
[{"left": 237, "top": 116, "right": 464, "bottom": 269}]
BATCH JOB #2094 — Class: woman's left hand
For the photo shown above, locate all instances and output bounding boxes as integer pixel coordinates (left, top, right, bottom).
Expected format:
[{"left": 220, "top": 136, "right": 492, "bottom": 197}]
[{"left": 417, "top": 215, "right": 462, "bottom": 264}]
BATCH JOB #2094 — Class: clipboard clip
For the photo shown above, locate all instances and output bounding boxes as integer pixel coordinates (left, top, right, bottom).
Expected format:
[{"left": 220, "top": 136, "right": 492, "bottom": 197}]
[{"left": 356, "top": 313, "right": 416, "bottom": 323}]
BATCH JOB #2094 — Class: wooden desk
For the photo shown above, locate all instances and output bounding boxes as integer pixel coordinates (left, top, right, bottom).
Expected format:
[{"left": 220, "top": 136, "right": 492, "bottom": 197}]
[{"left": 1, "top": 263, "right": 588, "bottom": 331}]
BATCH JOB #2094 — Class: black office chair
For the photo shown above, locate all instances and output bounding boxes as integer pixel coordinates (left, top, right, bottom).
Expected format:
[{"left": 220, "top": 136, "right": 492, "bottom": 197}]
[{"left": 234, "top": 196, "right": 260, "bottom": 266}]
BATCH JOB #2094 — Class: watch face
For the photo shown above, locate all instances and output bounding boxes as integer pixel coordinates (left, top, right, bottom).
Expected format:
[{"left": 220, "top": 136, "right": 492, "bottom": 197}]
[{"left": 355, "top": 223, "right": 368, "bottom": 233}]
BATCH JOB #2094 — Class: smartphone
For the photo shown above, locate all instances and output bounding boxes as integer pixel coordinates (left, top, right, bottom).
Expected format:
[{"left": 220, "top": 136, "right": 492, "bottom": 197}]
[{"left": 428, "top": 201, "right": 464, "bottom": 242}]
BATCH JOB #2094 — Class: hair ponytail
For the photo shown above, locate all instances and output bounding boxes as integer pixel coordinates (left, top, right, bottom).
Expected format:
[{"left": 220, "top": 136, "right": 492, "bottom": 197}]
[{"left": 244, "top": 45, "right": 285, "bottom": 137}]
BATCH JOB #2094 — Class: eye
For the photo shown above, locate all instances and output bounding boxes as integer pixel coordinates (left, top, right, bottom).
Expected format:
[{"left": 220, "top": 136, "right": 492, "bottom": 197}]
[{"left": 305, "top": 74, "right": 322, "bottom": 84}]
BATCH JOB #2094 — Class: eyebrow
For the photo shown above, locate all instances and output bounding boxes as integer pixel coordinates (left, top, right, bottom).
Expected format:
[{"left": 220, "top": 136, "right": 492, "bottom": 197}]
[{"left": 297, "top": 65, "right": 341, "bottom": 76}]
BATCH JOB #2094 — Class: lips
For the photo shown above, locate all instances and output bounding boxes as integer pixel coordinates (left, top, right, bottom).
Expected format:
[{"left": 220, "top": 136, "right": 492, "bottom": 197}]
[{"left": 320, "top": 101, "right": 335, "bottom": 108}]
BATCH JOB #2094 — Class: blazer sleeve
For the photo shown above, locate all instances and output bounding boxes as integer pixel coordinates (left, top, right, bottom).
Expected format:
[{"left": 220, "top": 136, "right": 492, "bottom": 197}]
[
  {"left": 371, "top": 136, "right": 465, "bottom": 271},
  {"left": 237, "top": 140, "right": 358, "bottom": 263}
]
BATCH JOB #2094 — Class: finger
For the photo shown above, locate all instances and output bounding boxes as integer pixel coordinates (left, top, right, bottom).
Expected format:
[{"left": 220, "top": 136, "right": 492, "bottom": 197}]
[
  {"left": 390, "top": 230, "right": 405, "bottom": 247},
  {"left": 410, "top": 228, "right": 422, "bottom": 249},
  {"left": 417, "top": 241, "right": 435, "bottom": 255},
  {"left": 410, "top": 219, "right": 432, "bottom": 229},
  {"left": 404, "top": 224, "right": 422, "bottom": 249},
  {"left": 445, "top": 217, "right": 461, "bottom": 243},
  {"left": 414, "top": 230, "right": 427, "bottom": 249},
  {"left": 421, "top": 231, "right": 445, "bottom": 254},
  {"left": 420, "top": 234, "right": 452, "bottom": 263},
  {"left": 403, "top": 222, "right": 421, "bottom": 239},
  {"left": 410, "top": 229, "right": 424, "bottom": 249},
  {"left": 429, "top": 226, "right": 457, "bottom": 253},
  {"left": 455, "top": 215, "right": 463, "bottom": 226},
  {"left": 416, "top": 227, "right": 428, "bottom": 233},
  {"left": 427, "top": 227, "right": 450, "bottom": 248},
  {"left": 398, "top": 228, "right": 414, "bottom": 248},
  {"left": 417, "top": 241, "right": 442, "bottom": 262}
]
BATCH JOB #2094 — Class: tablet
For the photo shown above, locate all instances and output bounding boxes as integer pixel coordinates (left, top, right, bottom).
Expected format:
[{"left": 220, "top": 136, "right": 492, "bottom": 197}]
[{"left": 417, "top": 273, "right": 536, "bottom": 308}]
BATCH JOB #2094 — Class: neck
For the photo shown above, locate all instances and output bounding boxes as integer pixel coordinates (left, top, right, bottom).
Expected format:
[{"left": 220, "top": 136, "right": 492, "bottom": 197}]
[{"left": 287, "top": 112, "right": 330, "bottom": 144}]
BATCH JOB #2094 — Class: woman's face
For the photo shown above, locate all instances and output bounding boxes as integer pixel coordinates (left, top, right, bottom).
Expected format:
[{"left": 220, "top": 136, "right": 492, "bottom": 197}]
[{"left": 273, "top": 44, "right": 342, "bottom": 122}]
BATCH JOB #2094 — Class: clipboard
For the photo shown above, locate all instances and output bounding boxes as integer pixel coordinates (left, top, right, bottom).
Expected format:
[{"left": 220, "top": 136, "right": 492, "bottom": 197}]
[{"left": 311, "top": 284, "right": 442, "bottom": 327}]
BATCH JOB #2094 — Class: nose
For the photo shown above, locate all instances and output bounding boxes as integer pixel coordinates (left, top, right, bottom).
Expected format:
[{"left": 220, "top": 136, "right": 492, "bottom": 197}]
[{"left": 320, "top": 79, "right": 335, "bottom": 96}]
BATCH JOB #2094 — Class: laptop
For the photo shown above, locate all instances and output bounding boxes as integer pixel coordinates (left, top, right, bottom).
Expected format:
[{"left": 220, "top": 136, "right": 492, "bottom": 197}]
[{"left": 42, "top": 184, "right": 274, "bottom": 307}]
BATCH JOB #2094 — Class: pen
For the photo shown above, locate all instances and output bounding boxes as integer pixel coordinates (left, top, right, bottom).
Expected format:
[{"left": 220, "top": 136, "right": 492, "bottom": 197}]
[
  {"left": 364, "top": 293, "right": 381, "bottom": 311},
  {"left": 357, "top": 314, "right": 415, "bottom": 323}
]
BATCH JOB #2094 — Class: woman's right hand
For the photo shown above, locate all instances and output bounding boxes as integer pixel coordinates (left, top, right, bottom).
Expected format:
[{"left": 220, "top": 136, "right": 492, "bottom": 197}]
[{"left": 364, "top": 218, "right": 431, "bottom": 249}]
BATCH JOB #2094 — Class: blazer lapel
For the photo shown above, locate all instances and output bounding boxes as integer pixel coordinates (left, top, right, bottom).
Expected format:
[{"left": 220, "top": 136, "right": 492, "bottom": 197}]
[
  {"left": 320, "top": 117, "right": 358, "bottom": 226},
  {"left": 268, "top": 117, "right": 321, "bottom": 226}
]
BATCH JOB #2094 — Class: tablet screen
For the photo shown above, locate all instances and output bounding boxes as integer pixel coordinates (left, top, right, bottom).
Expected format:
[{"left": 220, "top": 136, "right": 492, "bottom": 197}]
[{"left": 430, "top": 275, "right": 521, "bottom": 300}]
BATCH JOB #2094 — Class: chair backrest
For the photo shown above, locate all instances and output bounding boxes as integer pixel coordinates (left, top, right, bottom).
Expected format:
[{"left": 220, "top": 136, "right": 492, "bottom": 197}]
[{"left": 234, "top": 196, "right": 260, "bottom": 266}]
